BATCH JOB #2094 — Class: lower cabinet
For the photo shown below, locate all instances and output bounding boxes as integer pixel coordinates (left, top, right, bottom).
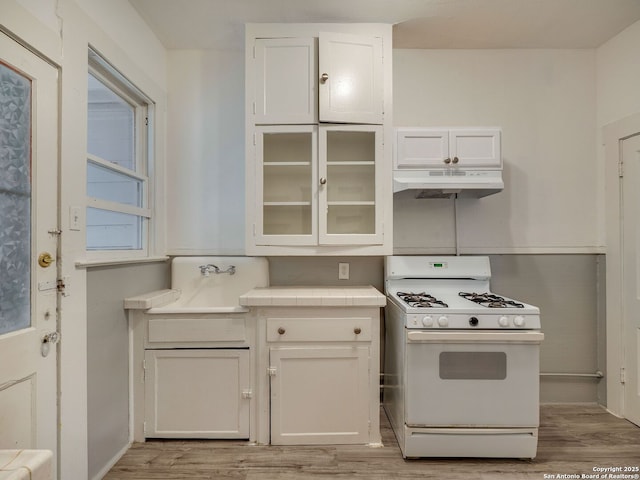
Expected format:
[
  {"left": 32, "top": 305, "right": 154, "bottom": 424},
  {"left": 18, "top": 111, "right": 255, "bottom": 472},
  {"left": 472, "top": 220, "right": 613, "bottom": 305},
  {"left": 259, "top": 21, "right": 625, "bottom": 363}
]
[
  {"left": 144, "top": 349, "right": 250, "bottom": 439},
  {"left": 251, "top": 305, "right": 383, "bottom": 446},
  {"left": 269, "top": 346, "right": 370, "bottom": 445}
]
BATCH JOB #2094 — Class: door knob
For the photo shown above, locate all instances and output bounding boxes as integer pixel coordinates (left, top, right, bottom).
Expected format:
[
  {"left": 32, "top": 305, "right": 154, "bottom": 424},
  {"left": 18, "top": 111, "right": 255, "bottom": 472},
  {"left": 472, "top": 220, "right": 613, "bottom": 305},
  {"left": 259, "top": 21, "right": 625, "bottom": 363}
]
[
  {"left": 278, "top": 327, "right": 286, "bottom": 335},
  {"left": 320, "top": 73, "right": 329, "bottom": 83},
  {"left": 38, "top": 252, "right": 54, "bottom": 268},
  {"left": 354, "top": 327, "right": 362, "bottom": 335},
  {"left": 320, "top": 177, "right": 327, "bottom": 185}
]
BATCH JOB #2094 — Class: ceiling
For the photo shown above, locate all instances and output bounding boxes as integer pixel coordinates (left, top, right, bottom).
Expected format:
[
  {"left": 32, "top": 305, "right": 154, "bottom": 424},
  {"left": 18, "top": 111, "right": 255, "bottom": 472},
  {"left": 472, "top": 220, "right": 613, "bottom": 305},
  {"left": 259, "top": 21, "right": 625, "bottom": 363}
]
[{"left": 129, "top": 0, "right": 640, "bottom": 50}]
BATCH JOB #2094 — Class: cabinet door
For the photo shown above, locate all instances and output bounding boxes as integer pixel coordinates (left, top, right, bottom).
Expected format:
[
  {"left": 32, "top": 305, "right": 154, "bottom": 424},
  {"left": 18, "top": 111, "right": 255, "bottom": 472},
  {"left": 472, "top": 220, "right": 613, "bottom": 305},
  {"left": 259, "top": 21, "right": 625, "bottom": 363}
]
[
  {"left": 395, "top": 128, "right": 450, "bottom": 168},
  {"left": 254, "top": 125, "right": 318, "bottom": 245},
  {"left": 270, "top": 346, "right": 369, "bottom": 445},
  {"left": 144, "top": 349, "right": 250, "bottom": 438},
  {"left": 318, "top": 125, "right": 383, "bottom": 245},
  {"left": 449, "top": 129, "right": 501, "bottom": 168},
  {"left": 318, "top": 32, "right": 383, "bottom": 124},
  {"left": 253, "top": 37, "right": 317, "bottom": 124}
]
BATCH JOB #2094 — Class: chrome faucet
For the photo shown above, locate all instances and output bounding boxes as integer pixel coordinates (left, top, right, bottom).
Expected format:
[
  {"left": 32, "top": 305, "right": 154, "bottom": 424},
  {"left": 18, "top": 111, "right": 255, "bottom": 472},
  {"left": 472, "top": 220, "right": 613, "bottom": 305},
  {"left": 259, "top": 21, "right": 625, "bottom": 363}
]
[{"left": 198, "top": 264, "right": 236, "bottom": 276}]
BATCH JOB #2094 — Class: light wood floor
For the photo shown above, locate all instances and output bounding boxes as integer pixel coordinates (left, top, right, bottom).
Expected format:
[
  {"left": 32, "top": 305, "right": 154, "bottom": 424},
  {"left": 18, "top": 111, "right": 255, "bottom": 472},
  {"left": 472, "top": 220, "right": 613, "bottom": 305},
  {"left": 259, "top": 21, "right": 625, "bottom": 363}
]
[{"left": 105, "top": 404, "right": 640, "bottom": 479}]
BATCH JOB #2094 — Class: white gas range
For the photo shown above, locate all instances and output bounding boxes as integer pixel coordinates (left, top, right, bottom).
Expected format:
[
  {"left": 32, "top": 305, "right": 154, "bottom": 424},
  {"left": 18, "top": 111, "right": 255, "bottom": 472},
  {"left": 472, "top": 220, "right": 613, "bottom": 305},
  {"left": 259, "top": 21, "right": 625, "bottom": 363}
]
[{"left": 383, "top": 256, "right": 544, "bottom": 459}]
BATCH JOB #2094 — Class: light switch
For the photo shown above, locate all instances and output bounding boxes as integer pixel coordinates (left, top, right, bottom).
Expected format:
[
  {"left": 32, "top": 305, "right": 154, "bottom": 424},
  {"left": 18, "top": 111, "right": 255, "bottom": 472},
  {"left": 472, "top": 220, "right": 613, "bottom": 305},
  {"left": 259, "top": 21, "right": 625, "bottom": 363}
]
[
  {"left": 338, "top": 262, "right": 350, "bottom": 280},
  {"left": 69, "top": 206, "right": 81, "bottom": 231}
]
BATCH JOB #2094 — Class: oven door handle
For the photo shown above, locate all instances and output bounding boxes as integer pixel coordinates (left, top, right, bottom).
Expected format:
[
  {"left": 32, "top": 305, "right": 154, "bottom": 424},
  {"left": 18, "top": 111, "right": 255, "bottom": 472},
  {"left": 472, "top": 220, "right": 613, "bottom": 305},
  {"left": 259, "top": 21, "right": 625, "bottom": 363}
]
[{"left": 406, "top": 331, "right": 544, "bottom": 344}]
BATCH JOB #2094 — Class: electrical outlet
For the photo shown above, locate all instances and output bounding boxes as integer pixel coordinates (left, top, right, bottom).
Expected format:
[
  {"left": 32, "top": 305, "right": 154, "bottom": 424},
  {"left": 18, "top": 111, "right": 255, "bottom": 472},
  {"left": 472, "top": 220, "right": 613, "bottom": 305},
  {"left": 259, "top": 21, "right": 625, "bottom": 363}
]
[{"left": 338, "top": 262, "right": 350, "bottom": 280}]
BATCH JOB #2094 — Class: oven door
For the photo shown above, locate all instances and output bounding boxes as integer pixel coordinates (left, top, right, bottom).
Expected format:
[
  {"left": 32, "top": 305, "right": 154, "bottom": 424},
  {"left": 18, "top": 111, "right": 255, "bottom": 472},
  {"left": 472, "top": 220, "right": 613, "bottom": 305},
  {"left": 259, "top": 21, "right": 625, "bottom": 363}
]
[{"left": 405, "top": 330, "right": 544, "bottom": 428}]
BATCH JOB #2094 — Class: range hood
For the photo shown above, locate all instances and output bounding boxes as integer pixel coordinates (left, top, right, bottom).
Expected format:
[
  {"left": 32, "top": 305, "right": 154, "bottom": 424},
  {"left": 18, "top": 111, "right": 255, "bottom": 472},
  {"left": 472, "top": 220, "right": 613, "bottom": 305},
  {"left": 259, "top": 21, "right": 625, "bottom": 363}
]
[
  {"left": 393, "top": 170, "right": 504, "bottom": 199},
  {"left": 394, "top": 127, "right": 504, "bottom": 199}
]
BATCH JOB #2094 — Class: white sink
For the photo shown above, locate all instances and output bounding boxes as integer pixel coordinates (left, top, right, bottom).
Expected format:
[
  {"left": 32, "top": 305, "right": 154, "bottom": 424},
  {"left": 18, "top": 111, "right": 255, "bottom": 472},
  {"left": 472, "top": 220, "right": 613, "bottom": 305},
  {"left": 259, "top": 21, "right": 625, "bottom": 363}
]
[{"left": 0, "top": 450, "right": 52, "bottom": 480}]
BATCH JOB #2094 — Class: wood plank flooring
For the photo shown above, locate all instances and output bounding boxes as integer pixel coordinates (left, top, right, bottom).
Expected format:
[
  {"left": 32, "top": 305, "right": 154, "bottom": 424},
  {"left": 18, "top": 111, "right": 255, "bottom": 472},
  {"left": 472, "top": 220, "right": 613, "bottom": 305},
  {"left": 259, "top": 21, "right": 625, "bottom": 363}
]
[{"left": 105, "top": 404, "right": 640, "bottom": 479}]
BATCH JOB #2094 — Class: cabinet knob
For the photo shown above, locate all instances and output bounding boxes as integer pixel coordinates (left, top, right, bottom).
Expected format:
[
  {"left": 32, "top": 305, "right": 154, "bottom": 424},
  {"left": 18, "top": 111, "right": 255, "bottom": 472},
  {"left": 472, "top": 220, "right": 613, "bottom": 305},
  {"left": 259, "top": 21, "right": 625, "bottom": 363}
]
[
  {"left": 320, "top": 177, "right": 327, "bottom": 185},
  {"left": 444, "top": 157, "right": 452, "bottom": 164},
  {"left": 320, "top": 73, "right": 329, "bottom": 83},
  {"left": 354, "top": 327, "right": 362, "bottom": 335},
  {"left": 452, "top": 156, "right": 459, "bottom": 164},
  {"left": 277, "top": 327, "right": 286, "bottom": 335}
]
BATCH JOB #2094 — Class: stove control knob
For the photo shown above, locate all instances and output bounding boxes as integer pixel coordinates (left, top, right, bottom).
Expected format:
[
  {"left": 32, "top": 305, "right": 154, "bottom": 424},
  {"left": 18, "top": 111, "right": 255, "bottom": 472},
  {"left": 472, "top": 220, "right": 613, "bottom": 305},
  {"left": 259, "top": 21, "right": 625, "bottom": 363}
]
[
  {"left": 514, "top": 316, "right": 525, "bottom": 327},
  {"left": 469, "top": 316, "right": 479, "bottom": 327},
  {"left": 422, "top": 315, "right": 434, "bottom": 327},
  {"left": 437, "top": 316, "right": 449, "bottom": 327},
  {"left": 498, "top": 316, "right": 509, "bottom": 327}
]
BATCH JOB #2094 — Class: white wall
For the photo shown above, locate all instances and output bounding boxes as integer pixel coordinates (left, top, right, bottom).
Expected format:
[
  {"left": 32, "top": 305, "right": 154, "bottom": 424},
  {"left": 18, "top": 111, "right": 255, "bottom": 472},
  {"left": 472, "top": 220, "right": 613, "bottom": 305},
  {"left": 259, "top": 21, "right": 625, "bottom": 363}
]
[
  {"left": 597, "top": 20, "right": 640, "bottom": 127},
  {"left": 166, "top": 49, "right": 245, "bottom": 254},
  {"left": 393, "top": 49, "right": 599, "bottom": 254}
]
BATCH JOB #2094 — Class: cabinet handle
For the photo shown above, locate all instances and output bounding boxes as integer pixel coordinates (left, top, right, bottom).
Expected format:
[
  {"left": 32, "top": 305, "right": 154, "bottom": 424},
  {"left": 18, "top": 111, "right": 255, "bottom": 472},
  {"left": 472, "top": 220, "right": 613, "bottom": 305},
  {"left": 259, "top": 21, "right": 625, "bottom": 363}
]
[
  {"left": 320, "top": 177, "right": 327, "bottom": 185},
  {"left": 354, "top": 327, "right": 362, "bottom": 335},
  {"left": 277, "top": 327, "right": 286, "bottom": 335},
  {"left": 452, "top": 156, "right": 459, "bottom": 164},
  {"left": 444, "top": 157, "right": 452, "bottom": 164},
  {"left": 320, "top": 73, "right": 329, "bottom": 83}
]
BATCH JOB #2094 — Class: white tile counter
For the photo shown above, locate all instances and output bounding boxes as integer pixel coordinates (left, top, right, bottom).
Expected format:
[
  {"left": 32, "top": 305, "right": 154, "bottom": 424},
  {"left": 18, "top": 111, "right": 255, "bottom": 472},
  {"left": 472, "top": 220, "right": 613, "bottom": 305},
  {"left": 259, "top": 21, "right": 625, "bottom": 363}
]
[
  {"left": 239, "top": 285, "right": 386, "bottom": 307},
  {"left": 0, "top": 450, "right": 52, "bottom": 480}
]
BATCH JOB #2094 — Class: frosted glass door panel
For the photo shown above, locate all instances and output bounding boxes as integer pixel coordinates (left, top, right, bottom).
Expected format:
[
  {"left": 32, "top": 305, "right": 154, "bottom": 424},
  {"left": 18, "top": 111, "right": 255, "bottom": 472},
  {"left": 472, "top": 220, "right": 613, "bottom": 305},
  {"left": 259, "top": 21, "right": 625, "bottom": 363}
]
[{"left": 0, "top": 62, "right": 31, "bottom": 335}]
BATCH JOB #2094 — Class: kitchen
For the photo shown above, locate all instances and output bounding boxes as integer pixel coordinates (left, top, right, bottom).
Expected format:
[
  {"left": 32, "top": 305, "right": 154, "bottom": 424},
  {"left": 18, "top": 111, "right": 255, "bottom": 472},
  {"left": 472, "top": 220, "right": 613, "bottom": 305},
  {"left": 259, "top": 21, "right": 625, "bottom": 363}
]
[{"left": 0, "top": 0, "right": 639, "bottom": 479}]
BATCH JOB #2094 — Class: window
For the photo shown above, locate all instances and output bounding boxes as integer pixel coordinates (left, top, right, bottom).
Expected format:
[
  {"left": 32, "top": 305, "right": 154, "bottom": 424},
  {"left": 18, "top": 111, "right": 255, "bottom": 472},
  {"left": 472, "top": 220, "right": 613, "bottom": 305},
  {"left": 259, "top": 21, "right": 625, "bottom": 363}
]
[{"left": 86, "top": 50, "right": 154, "bottom": 256}]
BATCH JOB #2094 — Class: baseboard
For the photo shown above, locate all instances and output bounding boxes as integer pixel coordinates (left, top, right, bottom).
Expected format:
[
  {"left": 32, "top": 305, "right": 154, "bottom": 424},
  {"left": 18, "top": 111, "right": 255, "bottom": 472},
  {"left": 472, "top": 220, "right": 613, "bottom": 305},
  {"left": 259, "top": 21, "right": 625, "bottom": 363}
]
[{"left": 91, "top": 442, "right": 131, "bottom": 480}]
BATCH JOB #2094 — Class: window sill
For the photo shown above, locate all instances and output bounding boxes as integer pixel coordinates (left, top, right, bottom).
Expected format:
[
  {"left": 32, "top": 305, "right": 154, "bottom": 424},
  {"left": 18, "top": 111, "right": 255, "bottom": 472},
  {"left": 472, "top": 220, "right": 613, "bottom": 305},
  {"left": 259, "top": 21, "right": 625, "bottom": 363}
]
[{"left": 75, "top": 255, "right": 170, "bottom": 269}]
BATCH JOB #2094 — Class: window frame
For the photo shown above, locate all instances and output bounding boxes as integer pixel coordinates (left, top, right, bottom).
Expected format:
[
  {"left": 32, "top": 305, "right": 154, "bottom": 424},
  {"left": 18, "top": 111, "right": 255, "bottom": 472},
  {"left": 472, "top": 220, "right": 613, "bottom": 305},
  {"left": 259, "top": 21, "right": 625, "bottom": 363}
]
[{"left": 86, "top": 49, "right": 156, "bottom": 261}]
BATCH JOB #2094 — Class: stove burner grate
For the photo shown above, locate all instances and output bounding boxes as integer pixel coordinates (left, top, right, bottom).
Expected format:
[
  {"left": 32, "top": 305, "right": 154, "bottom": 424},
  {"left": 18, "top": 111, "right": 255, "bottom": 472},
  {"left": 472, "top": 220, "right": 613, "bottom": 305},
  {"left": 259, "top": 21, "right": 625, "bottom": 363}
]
[
  {"left": 397, "top": 291, "right": 448, "bottom": 308},
  {"left": 459, "top": 292, "right": 524, "bottom": 308}
]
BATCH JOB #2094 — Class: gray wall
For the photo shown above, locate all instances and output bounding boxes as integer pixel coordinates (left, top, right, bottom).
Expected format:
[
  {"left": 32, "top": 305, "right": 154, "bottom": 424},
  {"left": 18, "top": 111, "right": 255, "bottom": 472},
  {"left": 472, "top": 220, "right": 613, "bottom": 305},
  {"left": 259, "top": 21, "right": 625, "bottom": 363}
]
[
  {"left": 268, "top": 254, "right": 605, "bottom": 404},
  {"left": 87, "top": 261, "right": 170, "bottom": 479}
]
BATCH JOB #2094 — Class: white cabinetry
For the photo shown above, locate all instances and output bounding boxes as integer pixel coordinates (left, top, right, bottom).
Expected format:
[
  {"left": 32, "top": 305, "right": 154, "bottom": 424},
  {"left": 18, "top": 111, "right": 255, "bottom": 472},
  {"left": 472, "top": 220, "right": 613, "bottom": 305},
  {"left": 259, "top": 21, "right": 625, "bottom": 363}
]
[
  {"left": 144, "top": 349, "right": 250, "bottom": 438},
  {"left": 254, "top": 124, "right": 383, "bottom": 246},
  {"left": 396, "top": 128, "right": 501, "bottom": 169},
  {"left": 246, "top": 24, "right": 392, "bottom": 256},
  {"left": 252, "top": 33, "right": 383, "bottom": 125},
  {"left": 127, "top": 308, "right": 255, "bottom": 441},
  {"left": 239, "top": 286, "right": 385, "bottom": 446}
]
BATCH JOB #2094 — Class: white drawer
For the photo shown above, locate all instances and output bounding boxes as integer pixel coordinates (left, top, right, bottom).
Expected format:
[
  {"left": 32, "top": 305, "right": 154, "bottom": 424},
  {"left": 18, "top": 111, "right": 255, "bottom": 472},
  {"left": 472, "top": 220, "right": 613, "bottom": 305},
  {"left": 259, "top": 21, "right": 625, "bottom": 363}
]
[
  {"left": 266, "top": 317, "right": 372, "bottom": 342},
  {"left": 147, "top": 317, "right": 247, "bottom": 345}
]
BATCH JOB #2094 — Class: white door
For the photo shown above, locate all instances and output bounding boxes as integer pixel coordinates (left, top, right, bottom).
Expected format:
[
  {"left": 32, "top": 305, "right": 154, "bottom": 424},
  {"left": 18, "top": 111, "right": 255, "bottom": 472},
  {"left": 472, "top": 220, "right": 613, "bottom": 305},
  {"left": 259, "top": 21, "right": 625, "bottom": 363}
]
[
  {"left": 318, "top": 32, "right": 383, "bottom": 125},
  {"left": 622, "top": 133, "right": 640, "bottom": 426},
  {"left": 0, "top": 32, "right": 59, "bottom": 472}
]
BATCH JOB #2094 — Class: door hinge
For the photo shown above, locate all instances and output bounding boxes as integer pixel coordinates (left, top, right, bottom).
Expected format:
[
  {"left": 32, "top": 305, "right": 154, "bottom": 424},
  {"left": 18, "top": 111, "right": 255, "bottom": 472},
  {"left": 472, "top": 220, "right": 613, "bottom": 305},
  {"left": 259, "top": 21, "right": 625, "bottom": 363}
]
[
  {"left": 56, "top": 277, "right": 68, "bottom": 295},
  {"left": 619, "top": 159, "right": 624, "bottom": 177},
  {"left": 620, "top": 367, "right": 626, "bottom": 384},
  {"left": 268, "top": 366, "right": 277, "bottom": 377},
  {"left": 143, "top": 359, "right": 146, "bottom": 382},
  {"left": 143, "top": 421, "right": 147, "bottom": 435},
  {"left": 252, "top": 102, "right": 256, "bottom": 115},
  {"left": 242, "top": 389, "right": 253, "bottom": 399},
  {"left": 145, "top": 116, "right": 149, "bottom": 126}
]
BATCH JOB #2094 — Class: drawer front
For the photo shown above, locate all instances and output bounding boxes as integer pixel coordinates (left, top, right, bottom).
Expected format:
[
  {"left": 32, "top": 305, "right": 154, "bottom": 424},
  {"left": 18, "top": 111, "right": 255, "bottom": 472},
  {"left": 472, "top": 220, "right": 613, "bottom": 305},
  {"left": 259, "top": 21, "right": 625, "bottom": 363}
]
[
  {"left": 266, "top": 317, "right": 371, "bottom": 342},
  {"left": 147, "top": 317, "right": 246, "bottom": 345}
]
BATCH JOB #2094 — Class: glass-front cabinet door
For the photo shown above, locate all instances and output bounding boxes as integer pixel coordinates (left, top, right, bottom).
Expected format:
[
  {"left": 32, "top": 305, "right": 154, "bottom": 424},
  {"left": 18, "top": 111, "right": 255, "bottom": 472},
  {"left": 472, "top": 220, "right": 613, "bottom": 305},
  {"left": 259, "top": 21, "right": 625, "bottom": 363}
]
[
  {"left": 254, "top": 124, "right": 383, "bottom": 247},
  {"left": 255, "top": 125, "right": 317, "bottom": 245},
  {"left": 319, "top": 125, "right": 383, "bottom": 245}
]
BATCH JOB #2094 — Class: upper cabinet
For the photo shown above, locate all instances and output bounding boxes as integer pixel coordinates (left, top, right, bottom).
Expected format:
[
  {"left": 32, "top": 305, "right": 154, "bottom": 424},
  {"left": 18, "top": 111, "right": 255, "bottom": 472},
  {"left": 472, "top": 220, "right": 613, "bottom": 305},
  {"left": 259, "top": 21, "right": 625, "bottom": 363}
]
[
  {"left": 246, "top": 24, "right": 392, "bottom": 256},
  {"left": 252, "top": 31, "right": 384, "bottom": 126},
  {"left": 396, "top": 128, "right": 502, "bottom": 169}
]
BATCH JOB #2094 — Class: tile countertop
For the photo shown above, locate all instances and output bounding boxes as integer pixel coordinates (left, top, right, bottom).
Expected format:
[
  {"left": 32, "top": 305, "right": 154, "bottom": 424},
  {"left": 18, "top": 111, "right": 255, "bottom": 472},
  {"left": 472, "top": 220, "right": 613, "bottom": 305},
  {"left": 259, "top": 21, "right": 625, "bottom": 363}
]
[{"left": 238, "top": 285, "right": 386, "bottom": 307}]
